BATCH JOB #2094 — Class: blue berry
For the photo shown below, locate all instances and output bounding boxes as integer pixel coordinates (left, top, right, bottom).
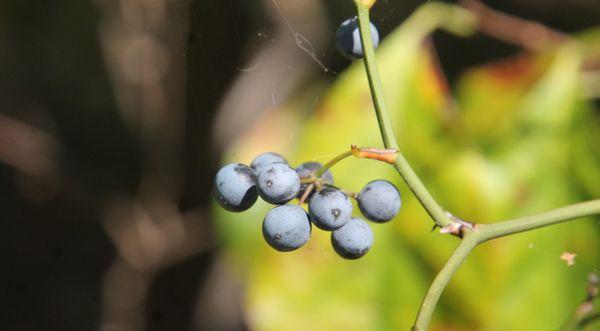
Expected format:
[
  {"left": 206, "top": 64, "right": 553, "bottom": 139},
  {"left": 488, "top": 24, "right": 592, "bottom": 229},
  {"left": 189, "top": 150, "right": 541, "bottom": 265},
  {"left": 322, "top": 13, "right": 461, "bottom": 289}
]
[
  {"left": 308, "top": 188, "right": 352, "bottom": 231},
  {"left": 251, "top": 152, "right": 288, "bottom": 175},
  {"left": 214, "top": 163, "right": 258, "bottom": 212},
  {"left": 335, "top": 17, "right": 379, "bottom": 59},
  {"left": 257, "top": 162, "right": 301, "bottom": 204},
  {"left": 331, "top": 217, "right": 374, "bottom": 259},
  {"left": 357, "top": 180, "right": 401, "bottom": 223},
  {"left": 295, "top": 161, "right": 334, "bottom": 199},
  {"left": 263, "top": 205, "right": 311, "bottom": 252}
]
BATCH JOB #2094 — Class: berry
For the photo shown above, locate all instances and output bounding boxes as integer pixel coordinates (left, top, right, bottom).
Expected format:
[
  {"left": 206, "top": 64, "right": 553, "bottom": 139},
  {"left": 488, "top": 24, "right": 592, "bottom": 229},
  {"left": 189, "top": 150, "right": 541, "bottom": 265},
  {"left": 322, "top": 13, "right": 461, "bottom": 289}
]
[
  {"left": 308, "top": 188, "right": 352, "bottom": 231},
  {"left": 357, "top": 180, "right": 401, "bottom": 223},
  {"left": 262, "top": 205, "right": 311, "bottom": 252},
  {"left": 214, "top": 163, "right": 258, "bottom": 212},
  {"left": 335, "top": 17, "right": 379, "bottom": 59},
  {"left": 331, "top": 217, "right": 374, "bottom": 259},
  {"left": 251, "top": 152, "right": 288, "bottom": 175},
  {"left": 257, "top": 162, "right": 301, "bottom": 204},
  {"left": 295, "top": 161, "right": 334, "bottom": 199}
]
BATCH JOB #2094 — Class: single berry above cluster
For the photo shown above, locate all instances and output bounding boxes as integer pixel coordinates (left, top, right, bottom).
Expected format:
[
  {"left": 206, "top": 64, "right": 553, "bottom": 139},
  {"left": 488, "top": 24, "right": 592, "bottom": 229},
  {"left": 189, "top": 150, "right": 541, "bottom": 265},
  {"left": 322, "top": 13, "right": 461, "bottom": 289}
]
[
  {"left": 214, "top": 150, "right": 402, "bottom": 259},
  {"left": 335, "top": 17, "right": 379, "bottom": 59}
]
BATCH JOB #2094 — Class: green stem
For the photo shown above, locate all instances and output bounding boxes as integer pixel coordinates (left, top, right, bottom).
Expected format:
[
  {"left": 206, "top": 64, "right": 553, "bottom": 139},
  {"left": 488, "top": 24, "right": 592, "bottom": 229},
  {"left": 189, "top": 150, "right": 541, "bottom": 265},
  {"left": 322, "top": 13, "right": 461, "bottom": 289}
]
[
  {"left": 477, "top": 199, "right": 600, "bottom": 242},
  {"left": 412, "top": 234, "right": 479, "bottom": 331},
  {"left": 355, "top": 2, "right": 398, "bottom": 149},
  {"left": 394, "top": 154, "right": 452, "bottom": 228},
  {"left": 355, "top": 1, "right": 452, "bottom": 229},
  {"left": 316, "top": 150, "right": 353, "bottom": 178}
]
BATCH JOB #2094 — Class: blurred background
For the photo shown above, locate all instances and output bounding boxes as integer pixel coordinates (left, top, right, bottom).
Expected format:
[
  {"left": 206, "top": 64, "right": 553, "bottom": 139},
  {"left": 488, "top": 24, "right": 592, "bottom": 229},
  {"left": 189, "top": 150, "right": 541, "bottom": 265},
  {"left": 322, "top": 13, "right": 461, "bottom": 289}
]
[{"left": 1, "top": 0, "right": 599, "bottom": 330}]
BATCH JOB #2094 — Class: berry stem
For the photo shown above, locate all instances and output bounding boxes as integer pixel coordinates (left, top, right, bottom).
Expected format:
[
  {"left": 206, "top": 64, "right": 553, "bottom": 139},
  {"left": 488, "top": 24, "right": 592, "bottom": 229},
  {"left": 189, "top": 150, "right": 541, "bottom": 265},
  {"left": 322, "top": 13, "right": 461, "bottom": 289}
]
[
  {"left": 315, "top": 150, "right": 353, "bottom": 178},
  {"left": 298, "top": 183, "right": 315, "bottom": 205},
  {"left": 301, "top": 176, "right": 316, "bottom": 184},
  {"left": 340, "top": 189, "right": 359, "bottom": 200},
  {"left": 323, "top": 183, "right": 359, "bottom": 199}
]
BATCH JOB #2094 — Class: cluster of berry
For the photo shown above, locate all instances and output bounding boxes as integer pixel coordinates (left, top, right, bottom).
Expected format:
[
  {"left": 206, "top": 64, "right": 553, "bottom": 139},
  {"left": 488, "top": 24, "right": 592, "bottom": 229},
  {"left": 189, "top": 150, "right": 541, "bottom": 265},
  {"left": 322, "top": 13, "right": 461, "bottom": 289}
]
[
  {"left": 214, "top": 18, "right": 384, "bottom": 258},
  {"left": 214, "top": 152, "right": 401, "bottom": 259}
]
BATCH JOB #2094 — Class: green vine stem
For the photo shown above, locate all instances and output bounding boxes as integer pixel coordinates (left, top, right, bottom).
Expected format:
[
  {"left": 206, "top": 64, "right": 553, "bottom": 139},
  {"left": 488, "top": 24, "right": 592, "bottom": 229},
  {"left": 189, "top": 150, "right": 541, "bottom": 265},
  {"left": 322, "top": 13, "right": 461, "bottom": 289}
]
[
  {"left": 353, "top": 1, "right": 600, "bottom": 330},
  {"left": 355, "top": 3, "right": 398, "bottom": 150},
  {"left": 355, "top": 2, "right": 453, "bottom": 229},
  {"left": 478, "top": 200, "right": 600, "bottom": 242},
  {"left": 411, "top": 234, "right": 479, "bottom": 331}
]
